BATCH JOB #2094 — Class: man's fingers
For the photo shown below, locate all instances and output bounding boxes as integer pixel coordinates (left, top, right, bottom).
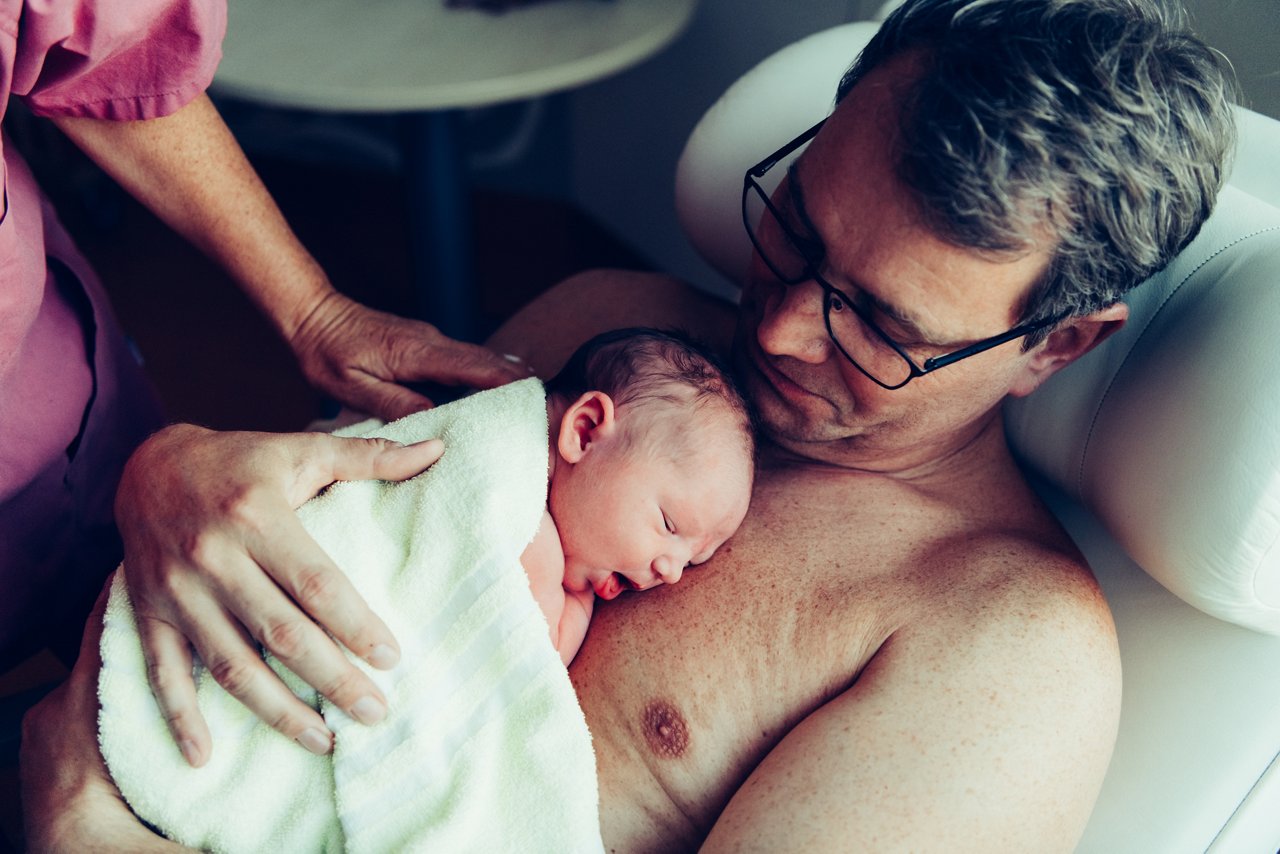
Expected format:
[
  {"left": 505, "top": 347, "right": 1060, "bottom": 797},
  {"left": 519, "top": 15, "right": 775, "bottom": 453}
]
[
  {"left": 359, "top": 436, "right": 446, "bottom": 482},
  {"left": 111, "top": 425, "right": 422, "bottom": 763},
  {"left": 244, "top": 509, "right": 402, "bottom": 680},
  {"left": 136, "top": 616, "right": 210, "bottom": 767},
  {"left": 175, "top": 588, "right": 338, "bottom": 755},
  {"left": 296, "top": 434, "right": 445, "bottom": 499}
]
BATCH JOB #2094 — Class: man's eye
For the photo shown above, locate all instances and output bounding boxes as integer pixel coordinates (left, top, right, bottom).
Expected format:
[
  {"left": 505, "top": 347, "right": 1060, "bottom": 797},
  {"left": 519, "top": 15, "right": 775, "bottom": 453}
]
[
  {"left": 788, "top": 232, "right": 825, "bottom": 265},
  {"left": 775, "top": 211, "right": 822, "bottom": 261},
  {"left": 832, "top": 292, "right": 912, "bottom": 348}
]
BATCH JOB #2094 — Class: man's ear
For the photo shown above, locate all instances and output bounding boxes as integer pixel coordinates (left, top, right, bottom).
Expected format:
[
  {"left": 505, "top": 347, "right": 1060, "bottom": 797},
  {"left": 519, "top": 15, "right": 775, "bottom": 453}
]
[
  {"left": 556, "top": 391, "right": 617, "bottom": 464},
  {"left": 1009, "top": 303, "right": 1129, "bottom": 398}
]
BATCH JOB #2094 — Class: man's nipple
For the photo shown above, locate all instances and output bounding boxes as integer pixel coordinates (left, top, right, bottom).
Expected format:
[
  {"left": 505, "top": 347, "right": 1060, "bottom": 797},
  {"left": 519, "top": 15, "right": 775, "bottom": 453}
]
[{"left": 641, "top": 698, "right": 690, "bottom": 759}]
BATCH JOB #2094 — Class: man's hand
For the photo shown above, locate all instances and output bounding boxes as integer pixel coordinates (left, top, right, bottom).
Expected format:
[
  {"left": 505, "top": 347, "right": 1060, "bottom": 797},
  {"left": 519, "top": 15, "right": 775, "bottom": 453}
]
[
  {"left": 20, "top": 581, "right": 190, "bottom": 853},
  {"left": 288, "top": 291, "right": 530, "bottom": 421},
  {"left": 114, "top": 425, "right": 445, "bottom": 767}
]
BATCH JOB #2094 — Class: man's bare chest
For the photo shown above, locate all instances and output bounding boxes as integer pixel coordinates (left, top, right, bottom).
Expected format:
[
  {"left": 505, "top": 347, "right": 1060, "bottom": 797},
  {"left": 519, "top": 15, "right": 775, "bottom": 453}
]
[{"left": 571, "top": 470, "right": 942, "bottom": 847}]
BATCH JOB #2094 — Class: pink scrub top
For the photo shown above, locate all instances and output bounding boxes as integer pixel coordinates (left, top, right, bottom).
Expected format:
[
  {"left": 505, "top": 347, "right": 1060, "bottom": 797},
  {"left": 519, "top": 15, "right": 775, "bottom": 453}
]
[{"left": 0, "top": 0, "right": 226, "bottom": 664}]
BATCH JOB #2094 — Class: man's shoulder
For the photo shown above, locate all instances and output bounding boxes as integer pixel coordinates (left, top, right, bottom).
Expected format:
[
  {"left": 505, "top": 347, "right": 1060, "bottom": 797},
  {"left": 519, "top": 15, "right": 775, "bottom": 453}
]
[
  {"left": 907, "top": 526, "right": 1119, "bottom": 677},
  {"left": 929, "top": 522, "right": 1106, "bottom": 607},
  {"left": 758, "top": 523, "right": 1122, "bottom": 851},
  {"left": 487, "top": 270, "right": 737, "bottom": 375}
]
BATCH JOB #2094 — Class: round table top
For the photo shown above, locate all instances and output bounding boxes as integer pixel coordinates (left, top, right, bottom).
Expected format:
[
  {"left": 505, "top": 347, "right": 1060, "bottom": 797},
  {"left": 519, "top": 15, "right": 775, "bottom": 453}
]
[{"left": 213, "top": 0, "right": 697, "bottom": 112}]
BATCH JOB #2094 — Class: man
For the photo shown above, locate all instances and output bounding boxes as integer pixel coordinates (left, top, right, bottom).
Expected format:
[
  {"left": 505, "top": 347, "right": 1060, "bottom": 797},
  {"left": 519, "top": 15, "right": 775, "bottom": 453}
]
[{"left": 21, "top": 0, "right": 1236, "bottom": 848}]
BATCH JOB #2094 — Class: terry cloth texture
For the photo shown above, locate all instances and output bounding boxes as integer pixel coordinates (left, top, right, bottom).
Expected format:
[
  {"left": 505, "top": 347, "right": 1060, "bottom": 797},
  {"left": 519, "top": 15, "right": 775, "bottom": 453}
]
[{"left": 97, "top": 378, "right": 603, "bottom": 852}]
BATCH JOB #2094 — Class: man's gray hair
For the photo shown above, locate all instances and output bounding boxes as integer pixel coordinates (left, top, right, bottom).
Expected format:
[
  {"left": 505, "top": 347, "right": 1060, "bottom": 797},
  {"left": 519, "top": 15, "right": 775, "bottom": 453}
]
[{"left": 838, "top": 0, "right": 1238, "bottom": 343}]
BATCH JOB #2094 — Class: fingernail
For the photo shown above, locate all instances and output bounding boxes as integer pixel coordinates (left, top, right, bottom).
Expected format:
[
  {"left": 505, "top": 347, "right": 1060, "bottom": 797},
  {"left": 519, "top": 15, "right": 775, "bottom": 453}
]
[
  {"left": 368, "top": 643, "right": 399, "bottom": 669},
  {"left": 179, "top": 739, "right": 203, "bottom": 766},
  {"left": 298, "top": 727, "right": 333, "bottom": 755},
  {"left": 351, "top": 696, "right": 387, "bottom": 725}
]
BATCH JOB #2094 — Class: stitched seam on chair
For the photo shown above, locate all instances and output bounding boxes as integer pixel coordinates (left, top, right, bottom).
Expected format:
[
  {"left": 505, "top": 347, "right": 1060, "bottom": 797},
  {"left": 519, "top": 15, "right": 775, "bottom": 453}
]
[
  {"left": 1075, "top": 224, "right": 1280, "bottom": 494},
  {"left": 1204, "top": 742, "right": 1280, "bottom": 852}
]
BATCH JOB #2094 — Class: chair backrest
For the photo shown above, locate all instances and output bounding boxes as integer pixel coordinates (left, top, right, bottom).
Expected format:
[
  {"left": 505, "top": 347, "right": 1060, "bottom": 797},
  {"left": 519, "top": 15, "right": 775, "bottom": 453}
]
[{"left": 674, "top": 21, "right": 1280, "bottom": 634}]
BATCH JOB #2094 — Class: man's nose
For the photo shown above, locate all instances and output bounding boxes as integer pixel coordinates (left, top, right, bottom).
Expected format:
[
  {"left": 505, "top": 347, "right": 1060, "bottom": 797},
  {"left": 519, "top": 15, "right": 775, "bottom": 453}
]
[{"left": 755, "top": 279, "right": 831, "bottom": 364}]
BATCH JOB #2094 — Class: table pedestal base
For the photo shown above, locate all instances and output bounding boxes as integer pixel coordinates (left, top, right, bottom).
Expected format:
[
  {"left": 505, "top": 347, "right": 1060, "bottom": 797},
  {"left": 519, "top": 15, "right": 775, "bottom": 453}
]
[{"left": 403, "top": 110, "right": 476, "bottom": 340}]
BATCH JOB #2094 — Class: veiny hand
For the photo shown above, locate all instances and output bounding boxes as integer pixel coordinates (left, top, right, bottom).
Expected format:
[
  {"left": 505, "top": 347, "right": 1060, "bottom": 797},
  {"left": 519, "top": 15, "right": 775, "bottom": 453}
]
[
  {"left": 21, "top": 580, "right": 190, "bottom": 852},
  {"left": 288, "top": 291, "right": 530, "bottom": 420},
  {"left": 113, "top": 424, "right": 446, "bottom": 767}
]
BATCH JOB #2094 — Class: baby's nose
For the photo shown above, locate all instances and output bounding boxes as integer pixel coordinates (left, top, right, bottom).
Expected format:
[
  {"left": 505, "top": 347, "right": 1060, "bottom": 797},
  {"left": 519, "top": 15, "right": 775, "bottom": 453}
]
[{"left": 653, "top": 555, "right": 685, "bottom": 585}]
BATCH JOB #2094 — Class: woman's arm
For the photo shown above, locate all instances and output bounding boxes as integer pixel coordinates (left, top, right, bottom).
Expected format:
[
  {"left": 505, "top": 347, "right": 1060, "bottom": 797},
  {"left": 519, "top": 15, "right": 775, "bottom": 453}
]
[{"left": 52, "top": 94, "right": 527, "bottom": 419}]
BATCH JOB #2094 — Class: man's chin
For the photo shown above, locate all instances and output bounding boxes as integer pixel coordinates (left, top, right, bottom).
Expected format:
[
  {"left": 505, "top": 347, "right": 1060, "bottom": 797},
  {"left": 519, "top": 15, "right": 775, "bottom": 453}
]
[
  {"left": 759, "top": 422, "right": 839, "bottom": 452},
  {"left": 733, "top": 339, "right": 867, "bottom": 447},
  {"left": 749, "top": 379, "right": 840, "bottom": 442},
  {"left": 751, "top": 389, "right": 879, "bottom": 462}
]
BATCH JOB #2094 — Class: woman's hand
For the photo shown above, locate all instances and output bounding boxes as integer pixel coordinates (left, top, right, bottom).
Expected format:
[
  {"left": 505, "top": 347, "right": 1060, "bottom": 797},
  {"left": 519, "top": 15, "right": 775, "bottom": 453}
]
[
  {"left": 114, "top": 424, "right": 445, "bottom": 766},
  {"left": 289, "top": 291, "right": 530, "bottom": 420},
  {"left": 54, "top": 96, "right": 528, "bottom": 424}
]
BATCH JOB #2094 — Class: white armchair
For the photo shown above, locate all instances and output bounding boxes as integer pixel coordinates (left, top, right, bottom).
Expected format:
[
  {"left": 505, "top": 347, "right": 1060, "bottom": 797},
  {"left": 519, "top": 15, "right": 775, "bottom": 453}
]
[{"left": 675, "top": 20, "right": 1280, "bottom": 853}]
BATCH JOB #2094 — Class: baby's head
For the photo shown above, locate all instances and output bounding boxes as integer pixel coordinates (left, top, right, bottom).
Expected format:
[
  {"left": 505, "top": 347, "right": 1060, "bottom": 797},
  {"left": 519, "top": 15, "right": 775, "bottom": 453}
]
[{"left": 544, "top": 328, "right": 755, "bottom": 601}]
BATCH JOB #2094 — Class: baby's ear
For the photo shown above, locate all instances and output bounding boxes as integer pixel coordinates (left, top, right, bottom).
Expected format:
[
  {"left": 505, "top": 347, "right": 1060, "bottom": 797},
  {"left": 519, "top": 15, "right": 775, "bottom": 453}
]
[{"left": 557, "top": 391, "right": 617, "bottom": 464}]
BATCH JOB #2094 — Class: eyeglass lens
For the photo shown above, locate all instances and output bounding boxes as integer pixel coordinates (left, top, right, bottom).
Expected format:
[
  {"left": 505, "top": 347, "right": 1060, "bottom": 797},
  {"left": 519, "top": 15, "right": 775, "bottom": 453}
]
[{"left": 744, "top": 182, "right": 916, "bottom": 388}]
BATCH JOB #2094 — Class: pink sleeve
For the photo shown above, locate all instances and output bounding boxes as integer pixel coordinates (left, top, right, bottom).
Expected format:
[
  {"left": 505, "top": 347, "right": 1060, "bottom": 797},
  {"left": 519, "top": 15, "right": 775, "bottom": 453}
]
[{"left": 11, "top": 0, "right": 227, "bottom": 121}]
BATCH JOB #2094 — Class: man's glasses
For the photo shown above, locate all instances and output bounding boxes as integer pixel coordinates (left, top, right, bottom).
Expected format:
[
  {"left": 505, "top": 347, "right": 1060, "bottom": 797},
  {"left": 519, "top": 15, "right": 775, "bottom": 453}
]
[{"left": 741, "top": 119, "right": 1060, "bottom": 390}]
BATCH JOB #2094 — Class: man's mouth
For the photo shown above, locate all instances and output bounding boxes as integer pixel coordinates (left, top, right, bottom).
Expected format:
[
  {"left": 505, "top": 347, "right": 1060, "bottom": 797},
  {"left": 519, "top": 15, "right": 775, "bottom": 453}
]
[{"left": 751, "top": 351, "right": 817, "bottom": 402}]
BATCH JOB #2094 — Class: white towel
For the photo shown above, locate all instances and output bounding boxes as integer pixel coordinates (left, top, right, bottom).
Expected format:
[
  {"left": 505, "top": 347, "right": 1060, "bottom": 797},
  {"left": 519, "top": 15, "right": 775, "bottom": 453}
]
[{"left": 98, "top": 378, "right": 603, "bottom": 853}]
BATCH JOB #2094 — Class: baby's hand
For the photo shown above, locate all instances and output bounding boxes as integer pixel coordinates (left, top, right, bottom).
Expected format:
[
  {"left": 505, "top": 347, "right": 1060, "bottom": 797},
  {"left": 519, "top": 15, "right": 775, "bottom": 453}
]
[{"left": 555, "top": 589, "right": 595, "bottom": 666}]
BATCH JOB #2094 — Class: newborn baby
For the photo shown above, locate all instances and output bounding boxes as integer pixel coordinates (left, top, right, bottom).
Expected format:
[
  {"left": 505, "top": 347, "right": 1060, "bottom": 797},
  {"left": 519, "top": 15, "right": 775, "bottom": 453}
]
[
  {"left": 97, "top": 327, "right": 755, "bottom": 853},
  {"left": 526, "top": 326, "right": 755, "bottom": 663}
]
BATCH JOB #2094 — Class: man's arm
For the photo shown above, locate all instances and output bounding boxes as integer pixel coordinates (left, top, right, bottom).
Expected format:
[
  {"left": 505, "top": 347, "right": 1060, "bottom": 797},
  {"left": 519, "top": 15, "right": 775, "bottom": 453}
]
[
  {"left": 20, "top": 580, "right": 191, "bottom": 853},
  {"left": 701, "top": 544, "right": 1122, "bottom": 852},
  {"left": 52, "top": 94, "right": 526, "bottom": 419}
]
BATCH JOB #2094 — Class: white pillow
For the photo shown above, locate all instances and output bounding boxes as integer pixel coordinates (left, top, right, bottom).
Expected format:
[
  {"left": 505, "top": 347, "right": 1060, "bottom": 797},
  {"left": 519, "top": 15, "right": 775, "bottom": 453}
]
[
  {"left": 1006, "top": 186, "right": 1280, "bottom": 634},
  {"left": 675, "top": 23, "right": 880, "bottom": 285}
]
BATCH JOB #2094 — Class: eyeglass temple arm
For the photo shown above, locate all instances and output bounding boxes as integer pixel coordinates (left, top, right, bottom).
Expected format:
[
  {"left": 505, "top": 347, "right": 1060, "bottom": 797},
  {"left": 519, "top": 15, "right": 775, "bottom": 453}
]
[
  {"left": 746, "top": 119, "right": 829, "bottom": 179},
  {"left": 920, "top": 315, "right": 1065, "bottom": 373}
]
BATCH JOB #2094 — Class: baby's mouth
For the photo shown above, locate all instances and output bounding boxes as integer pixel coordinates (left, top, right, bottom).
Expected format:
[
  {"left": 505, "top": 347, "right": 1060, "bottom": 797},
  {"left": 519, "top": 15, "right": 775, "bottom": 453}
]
[{"left": 597, "top": 573, "right": 641, "bottom": 600}]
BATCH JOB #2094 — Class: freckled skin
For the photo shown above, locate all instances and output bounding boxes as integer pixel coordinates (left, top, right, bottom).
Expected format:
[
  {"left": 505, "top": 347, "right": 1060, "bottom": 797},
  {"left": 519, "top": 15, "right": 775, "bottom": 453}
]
[{"left": 642, "top": 699, "right": 690, "bottom": 759}]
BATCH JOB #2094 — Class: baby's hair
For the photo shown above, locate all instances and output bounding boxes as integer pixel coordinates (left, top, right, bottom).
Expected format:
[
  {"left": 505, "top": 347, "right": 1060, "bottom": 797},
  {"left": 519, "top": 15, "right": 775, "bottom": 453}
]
[{"left": 546, "top": 327, "right": 756, "bottom": 459}]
